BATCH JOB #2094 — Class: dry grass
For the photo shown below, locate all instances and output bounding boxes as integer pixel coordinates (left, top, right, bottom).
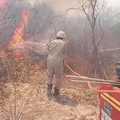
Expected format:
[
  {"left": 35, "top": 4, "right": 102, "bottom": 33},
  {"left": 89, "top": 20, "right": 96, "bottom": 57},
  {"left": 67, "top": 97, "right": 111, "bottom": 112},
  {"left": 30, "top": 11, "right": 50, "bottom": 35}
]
[{"left": 0, "top": 54, "right": 99, "bottom": 120}]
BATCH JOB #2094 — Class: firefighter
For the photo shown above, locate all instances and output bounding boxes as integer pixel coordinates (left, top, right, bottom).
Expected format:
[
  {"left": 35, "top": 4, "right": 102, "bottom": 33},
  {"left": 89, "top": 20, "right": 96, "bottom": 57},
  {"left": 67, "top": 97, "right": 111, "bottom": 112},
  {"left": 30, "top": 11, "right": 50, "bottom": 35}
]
[
  {"left": 47, "top": 30, "right": 66, "bottom": 99},
  {"left": 116, "top": 62, "right": 120, "bottom": 79},
  {"left": 115, "top": 61, "right": 120, "bottom": 88}
]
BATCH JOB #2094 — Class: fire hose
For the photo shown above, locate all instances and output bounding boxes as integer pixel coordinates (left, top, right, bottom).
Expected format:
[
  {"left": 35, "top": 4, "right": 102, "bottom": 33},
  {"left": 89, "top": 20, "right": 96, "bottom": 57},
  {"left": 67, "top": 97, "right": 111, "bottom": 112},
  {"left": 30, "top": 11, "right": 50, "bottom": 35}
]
[
  {"left": 65, "top": 64, "right": 120, "bottom": 87},
  {"left": 66, "top": 75, "right": 120, "bottom": 86},
  {"left": 65, "top": 63, "right": 93, "bottom": 88},
  {"left": 23, "top": 42, "right": 120, "bottom": 87}
]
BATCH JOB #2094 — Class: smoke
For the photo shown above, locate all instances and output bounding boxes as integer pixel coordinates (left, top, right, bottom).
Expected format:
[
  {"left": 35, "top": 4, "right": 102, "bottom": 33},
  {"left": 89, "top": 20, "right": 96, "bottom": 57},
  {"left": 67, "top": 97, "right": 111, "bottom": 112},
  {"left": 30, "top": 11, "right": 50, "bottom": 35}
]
[
  {"left": 0, "top": 0, "right": 8, "bottom": 9},
  {"left": 0, "top": 0, "right": 30, "bottom": 48}
]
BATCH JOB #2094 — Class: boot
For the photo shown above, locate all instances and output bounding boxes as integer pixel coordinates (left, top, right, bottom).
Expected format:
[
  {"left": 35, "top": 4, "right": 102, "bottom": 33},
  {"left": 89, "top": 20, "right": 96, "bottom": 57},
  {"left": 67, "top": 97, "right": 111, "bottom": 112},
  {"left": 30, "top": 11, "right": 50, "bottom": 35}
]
[
  {"left": 47, "top": 84, "right": 53, "bottom": 99},
  {"left": 53, "top": 87, "right": 60, "bottom": 97}
]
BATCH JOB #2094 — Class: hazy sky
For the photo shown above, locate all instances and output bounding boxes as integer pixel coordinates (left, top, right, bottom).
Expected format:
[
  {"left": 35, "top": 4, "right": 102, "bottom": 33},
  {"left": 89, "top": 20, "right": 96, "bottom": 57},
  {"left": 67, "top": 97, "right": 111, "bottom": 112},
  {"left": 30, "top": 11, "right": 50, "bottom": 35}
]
[
  {"left": 28, "top": 0, "right": 120, "bottom": 12},
  {"left": 107, "top": 0, "right": 120, "bottom": 8}
]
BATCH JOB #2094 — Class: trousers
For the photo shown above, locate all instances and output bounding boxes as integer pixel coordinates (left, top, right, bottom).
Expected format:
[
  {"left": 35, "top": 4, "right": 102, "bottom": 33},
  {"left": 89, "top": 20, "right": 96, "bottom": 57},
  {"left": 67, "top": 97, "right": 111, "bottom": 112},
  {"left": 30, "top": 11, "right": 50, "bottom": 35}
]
[{"left": 47, "top": 58, "right": 64, "bottom": 89}]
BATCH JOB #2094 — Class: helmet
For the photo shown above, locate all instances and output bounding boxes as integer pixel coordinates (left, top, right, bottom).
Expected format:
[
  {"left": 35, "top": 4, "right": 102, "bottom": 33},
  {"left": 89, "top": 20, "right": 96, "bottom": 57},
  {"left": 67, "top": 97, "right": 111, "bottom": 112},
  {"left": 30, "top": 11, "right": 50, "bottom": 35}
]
[
  {"left": 116, "top": 61, "right": 120, "bottom": 65},
  {"left": 56, "top": 30, "right": 66, "bottom": 39}
]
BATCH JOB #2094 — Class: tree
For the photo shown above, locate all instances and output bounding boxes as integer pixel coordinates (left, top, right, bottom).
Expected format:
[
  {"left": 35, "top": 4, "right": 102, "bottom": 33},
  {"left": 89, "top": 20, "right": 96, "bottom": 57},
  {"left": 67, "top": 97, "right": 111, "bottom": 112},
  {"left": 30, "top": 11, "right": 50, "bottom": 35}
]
[
  {"left": 66, "top": 0, "right": 105, "bottom": 76},
  {"left": 79, "top": 0, "right": 105, "bottom": 76}
]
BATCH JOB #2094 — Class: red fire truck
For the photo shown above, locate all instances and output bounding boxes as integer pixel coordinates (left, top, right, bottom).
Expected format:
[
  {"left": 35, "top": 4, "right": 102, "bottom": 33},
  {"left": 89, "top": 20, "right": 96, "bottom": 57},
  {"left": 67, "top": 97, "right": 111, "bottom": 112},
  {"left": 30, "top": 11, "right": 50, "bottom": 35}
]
[
  {"left": 98, "top": 63, "right": 120, "bottom": 120},
  {"left": 98, "top": 85, "right": 120, "bottom": 120}
]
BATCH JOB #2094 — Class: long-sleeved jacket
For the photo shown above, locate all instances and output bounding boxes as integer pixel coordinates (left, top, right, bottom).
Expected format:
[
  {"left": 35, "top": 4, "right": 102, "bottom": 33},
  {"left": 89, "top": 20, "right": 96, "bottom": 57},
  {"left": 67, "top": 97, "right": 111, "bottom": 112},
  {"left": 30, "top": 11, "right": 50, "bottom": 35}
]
[{"left": 47, "top": 39, "right": 65, "bottom": 67}]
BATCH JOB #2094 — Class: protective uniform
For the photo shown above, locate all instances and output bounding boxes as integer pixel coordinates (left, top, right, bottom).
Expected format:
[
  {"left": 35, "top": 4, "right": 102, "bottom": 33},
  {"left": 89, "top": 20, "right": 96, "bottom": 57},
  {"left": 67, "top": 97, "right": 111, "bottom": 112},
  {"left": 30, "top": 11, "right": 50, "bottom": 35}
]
[{"left": 47, "top": 31, "right": 66, "bottom": 98}]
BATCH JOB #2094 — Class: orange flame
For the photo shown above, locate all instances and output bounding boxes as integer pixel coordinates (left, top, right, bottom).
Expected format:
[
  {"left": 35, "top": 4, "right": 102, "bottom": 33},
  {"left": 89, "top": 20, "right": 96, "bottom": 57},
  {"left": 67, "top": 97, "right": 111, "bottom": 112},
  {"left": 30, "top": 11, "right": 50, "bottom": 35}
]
[
  {"left": 10, "top": 10, "right": 29, "bottom": 49},
  {"left": 9, "top": 10, "right": 29, "bottom": 59}
]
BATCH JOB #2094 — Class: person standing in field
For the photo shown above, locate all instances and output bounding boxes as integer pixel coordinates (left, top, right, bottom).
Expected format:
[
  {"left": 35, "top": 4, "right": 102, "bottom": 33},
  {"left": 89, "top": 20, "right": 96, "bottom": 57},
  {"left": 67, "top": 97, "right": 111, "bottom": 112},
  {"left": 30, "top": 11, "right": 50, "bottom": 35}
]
[{"left": 47, "top": 30, "right": 66, "bottom": 99}]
